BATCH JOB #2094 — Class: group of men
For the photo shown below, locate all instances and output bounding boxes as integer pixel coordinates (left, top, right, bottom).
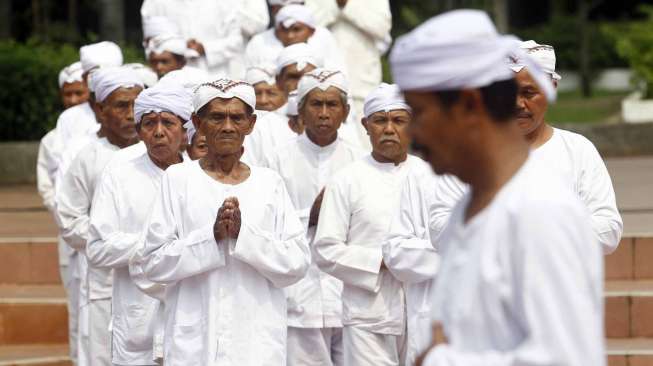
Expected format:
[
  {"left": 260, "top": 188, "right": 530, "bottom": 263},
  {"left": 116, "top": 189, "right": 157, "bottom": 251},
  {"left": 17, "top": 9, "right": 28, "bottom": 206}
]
[{"left": 35, "top": 1, "right": 623, "bottom": 366}]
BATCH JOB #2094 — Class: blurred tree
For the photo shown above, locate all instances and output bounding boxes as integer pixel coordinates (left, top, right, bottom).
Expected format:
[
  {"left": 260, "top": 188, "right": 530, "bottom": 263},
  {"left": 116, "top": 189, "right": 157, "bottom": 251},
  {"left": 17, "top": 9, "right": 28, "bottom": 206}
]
[
  {"left": 0, "top": 0, "right": 9, "bottom": 39},
  {"left": 99, "top": 0, "right": 125, "bottom": 42}
]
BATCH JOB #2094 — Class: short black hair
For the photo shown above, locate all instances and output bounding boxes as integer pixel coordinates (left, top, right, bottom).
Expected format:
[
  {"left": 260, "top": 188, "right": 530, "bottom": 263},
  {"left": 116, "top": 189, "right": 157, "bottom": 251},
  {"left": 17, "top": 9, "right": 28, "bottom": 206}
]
[{"left": 433, "top": 78, "right": 517, "bottom": 122}]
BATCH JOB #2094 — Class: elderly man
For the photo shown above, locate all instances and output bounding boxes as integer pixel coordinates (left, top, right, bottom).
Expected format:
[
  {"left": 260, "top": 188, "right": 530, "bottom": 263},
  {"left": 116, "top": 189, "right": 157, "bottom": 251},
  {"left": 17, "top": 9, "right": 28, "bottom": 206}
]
[
  {"left": 246, "top": 4, "right": 345, "bottom": 73},
  {"left": 86, "top": 83, "right": 191, "bottom": 366},
  {"left": 389, "top": 10, "right": 604, "bottom": 366},
  {"left": 141, "top": 0, "right": 268, "bottom": 78},
  {"left": 267, "top": 68, "right": 364, "bottom": 366},
  {"left": 145, "top": 33, "right": 201, "bottom": 78},
  {"left": 312, "top": 83, "right": 436, "bottom": 366},
  {"left": 140, "top": 78, "right": 309, "bottom": 364},
  {"left": 57, "top": 66, "right": 145, "bottom": 366},
  {"left": 246, "top": 64, "right": 287, "bottom": 112}
]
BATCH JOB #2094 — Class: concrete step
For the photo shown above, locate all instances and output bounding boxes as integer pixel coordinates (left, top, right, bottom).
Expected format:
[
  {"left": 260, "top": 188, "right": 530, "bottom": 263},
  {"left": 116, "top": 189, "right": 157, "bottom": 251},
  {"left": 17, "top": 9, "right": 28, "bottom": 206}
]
[
  {"left": 0, "top": 285, "right": 68, "bottom": 345},
  {"left": 606, "top": 238, "right": 653, "bottom": 280},
  {"left": 0, "top": 240, "right": 61, "bottom": 286},
  {"left": 605, "top": 280, "right": 653, "bottom": 339},
  {"left": 607, "top": 338, "right": 653, "bottom": 365},
  {"left": 0, "top": 344, "right": 70, "bottom": 366}
]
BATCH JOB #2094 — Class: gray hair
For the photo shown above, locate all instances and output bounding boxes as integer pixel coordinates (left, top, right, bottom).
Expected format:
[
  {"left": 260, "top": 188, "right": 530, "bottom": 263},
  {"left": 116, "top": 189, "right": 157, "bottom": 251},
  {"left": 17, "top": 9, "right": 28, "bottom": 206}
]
[{"left": 298, "top": 89, "right": 348, "bottom": 112}]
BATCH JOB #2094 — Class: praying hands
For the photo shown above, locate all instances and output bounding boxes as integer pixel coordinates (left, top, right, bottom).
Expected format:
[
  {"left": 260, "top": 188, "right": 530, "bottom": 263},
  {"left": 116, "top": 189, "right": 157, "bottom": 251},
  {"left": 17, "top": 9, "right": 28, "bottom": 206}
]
[{"left": 214, "top": 197, "right": 241, "bottom": 241}]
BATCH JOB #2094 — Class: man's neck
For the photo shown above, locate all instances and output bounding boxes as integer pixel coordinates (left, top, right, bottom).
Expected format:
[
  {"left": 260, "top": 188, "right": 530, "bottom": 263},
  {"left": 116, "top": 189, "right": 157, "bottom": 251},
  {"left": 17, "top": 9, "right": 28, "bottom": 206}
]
[
  {"left": 525, "top": 121, "right": 554, "bottom": 149},
  {"left": 149, "top": 152, "right": 183, "bottom": 171},
  {"left": 306, "top": 130, "right": 337, "bottom": 147},
  {"left": 200, "top": 149, "right": 249, "bottom": 184},
  {"left": 104, "top": 131, "right": 137, "bottom": 149},
  {"left": 371, "top": 151, "right": 407, "bottom": 166}
]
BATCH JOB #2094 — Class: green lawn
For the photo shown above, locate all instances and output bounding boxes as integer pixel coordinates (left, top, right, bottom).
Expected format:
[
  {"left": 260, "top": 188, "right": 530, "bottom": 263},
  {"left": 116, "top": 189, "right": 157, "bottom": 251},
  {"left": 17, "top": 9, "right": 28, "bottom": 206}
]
[{"left": 547, "top": 90, "right": 630, "bottom": 125}]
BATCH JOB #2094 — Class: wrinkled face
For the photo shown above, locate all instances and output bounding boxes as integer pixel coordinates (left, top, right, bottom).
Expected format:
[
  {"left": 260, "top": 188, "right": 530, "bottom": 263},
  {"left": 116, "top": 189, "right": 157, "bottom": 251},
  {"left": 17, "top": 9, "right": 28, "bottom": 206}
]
[
  {"left": 514, "top": 70, "right": 549, "bottom": 136},
  {"left": 277, "top": 63, "right": 316, "bottom": 95},
  {"left": 300, "top": 86, "right": 349, "bottom": 143},
  {"left": 363, "top": 109, "right": 412, "bottom": 163},
  {"left": 138, "top": 111, "right": 185, "bottom": 163},
  {"left": 148, "top": 51, "right": 185, "bottom": 78},
  {"left": 188, "top": 132, "right": 208, "bottom": 160},
  {"left": 276, "top": 22, "right": 315, "bottom": 46},
  {"left": 100, "top": 87, "right": 143, "bottom": 142},
  {"left": 60, "top": 81, "right": 90, "bottom": 109},
  {"left": 254, "top": 82, "right": 286, "bottom": 111},
  {"left": 193, "top": 98, "right": 256, "bottom": 156}
]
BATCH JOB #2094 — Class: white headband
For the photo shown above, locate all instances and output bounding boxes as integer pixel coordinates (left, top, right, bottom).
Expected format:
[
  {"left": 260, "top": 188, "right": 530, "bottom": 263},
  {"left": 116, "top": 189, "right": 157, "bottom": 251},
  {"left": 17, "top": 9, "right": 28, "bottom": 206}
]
[
  {"left": 509, "top": 40, "right": 562, "bottom": 81},
  {"left": 142, "top": 16, "right": 180, "bottom": 40},
  {"left": 363, "top": 83, "right": 411, "bottom": 118},
  {"left": 124, "top": 63, "right": 158, "bottom": 88},
  {"left": 58, "top": 61, "right": 84, "bottom": 89},
  {"left": 275, "top": 43, "right": 321, "bottom": 75},
  {"left": 296, "top": 68, "right": 348, "bottom": 105},
  {"left": 145, "top": 34, "right": 200, "bottom": 60},
  {"left": 134, "top": 82, "right": 193, "bottom": 125},
  {"left": 93, "top": 66, "right": 144, "bottom": 103},
  {"left": 193, "top": 78, "right": 257, "bottom": 113},
  {"left": 275, "top": 4, "right": 316, "bottom": 29},
  {"left": 390, "top": 9, "right": 556, "bottom": 102},
  {"left": 246, "top": 65, "right": 276, "bottom": 86},
  {"left": 80, "top": 41, "right": 123, "bottom": 73}
]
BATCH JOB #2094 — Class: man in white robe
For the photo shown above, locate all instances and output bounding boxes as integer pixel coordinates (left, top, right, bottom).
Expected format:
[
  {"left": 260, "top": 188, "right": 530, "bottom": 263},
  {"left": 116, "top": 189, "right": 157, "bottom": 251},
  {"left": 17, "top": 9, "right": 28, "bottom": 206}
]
[
  {"left": 389, "top": 10, "right": 604, "bottom": 366},
  {"left": 141, "top": 0, "right": 268, "bottom": 78},
  {"left": 313, "top": 83, "right": 437, "bottom": 366},
  {"left": 87, "top": 83, "right": 191, "bottom": 366},
  {"left": 57, "top": 67, "right": 145, "bottom": 366},
  {"left": 267, "top": 68, "right": 364, "bottom": 366},
  {"left": 246, "top": 64, "right": 288, "bottom": 112},
  {"left": 140, "top": 78, "right": 310, "bottom": 365},
  {"left": 145, "top": 33, "right": 201, "bottom": 79},
  {"left": 273, "top": 42, "right": 321, "bottom": 117}
]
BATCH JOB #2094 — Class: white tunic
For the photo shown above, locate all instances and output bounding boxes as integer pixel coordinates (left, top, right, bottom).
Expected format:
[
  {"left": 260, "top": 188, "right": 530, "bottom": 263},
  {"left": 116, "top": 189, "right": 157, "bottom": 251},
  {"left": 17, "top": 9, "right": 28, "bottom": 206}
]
[
  {"left": 383, "top": 163, "right": 443, "bottom": 364},
  {"left": 141, "top": 0, "right": 268, "bottom": 78},
  {"left": 141, "top": 161, "right": 310, "bottom": 365},
  {"left": 86, "top": 152, "right": 171, "bottom": 365},
  {"left": 54, "top": 102, "right": 99, "bottom": 154},
  {"left": 267, "top": 133, "right": 365, "bottom": 328},
  {"left": 37, "top": 129, "right": 61, "bottom": 212},
  {"left": 423, "top": 157, "right": 605, "bottom": 366},
  {"left": 246, "top": 111, "right": 297, "bottom": 167},
  {"left": 313, "top": 155, "right": 434, "bottom": 336}
]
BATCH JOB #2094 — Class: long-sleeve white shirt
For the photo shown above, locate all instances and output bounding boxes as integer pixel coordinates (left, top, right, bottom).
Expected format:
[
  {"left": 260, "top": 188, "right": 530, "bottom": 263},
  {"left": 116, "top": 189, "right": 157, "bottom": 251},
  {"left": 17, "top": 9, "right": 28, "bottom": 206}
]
[
  {"left": 313, "top": 155, "right": 435, "bottom": 337},
  {"left": 267, "top": 133, "right": 365, "bottom": 328},
  {"left": 37, "top": 129, "right": 61, "bottom": 212},
  {"left": 141, "top": 161, "right": 310, "bottom": 365},
  {"left": 141, "top": 0, "right": 267, "bottom": 78},
  {"left": 384, "top": 162, "right": 443, "bottom": 365},
  {"left": 422, "top": 157, "right": 605, "bottom": 366},
  {"left": 54, "top": 102, "right": 99, "bottom": 154},
  {"left": 87, "top": 151, "right": 174, "bottom": 365},
  {"left": 431, "top": 128, "right": 623, "bottom": 254}
]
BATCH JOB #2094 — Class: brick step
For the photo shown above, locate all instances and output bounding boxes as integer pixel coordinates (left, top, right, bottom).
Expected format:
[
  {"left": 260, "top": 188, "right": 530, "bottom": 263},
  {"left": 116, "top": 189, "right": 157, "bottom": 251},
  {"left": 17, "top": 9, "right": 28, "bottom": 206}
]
[
  {"left": 0, "top": 240, "right": 61, "bottom": 286},
  {"left": 0, "top": 344, "right": 70, "bottom": 366},
  {"left": 606, "top": 238, "right": 653, "bottom": 280},
  {"left": 605, "top": 280, "right": 653, "bottom": 338},
  {"left": 0, "top": 285, "right": 68, "bottom": 345},
  {"left": 607, "top": 338, "right": 653, "bottom": 366}
]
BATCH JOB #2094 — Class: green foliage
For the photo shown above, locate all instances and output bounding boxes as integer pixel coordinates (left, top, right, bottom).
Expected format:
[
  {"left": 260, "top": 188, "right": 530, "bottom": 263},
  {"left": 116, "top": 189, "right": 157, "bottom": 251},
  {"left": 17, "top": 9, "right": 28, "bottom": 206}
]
[
  {"left": 0, "top": 40, "right": 145, "bottom": 141},
  {"left": 603, "top": 6, "right": 653, "bottom": 99}
]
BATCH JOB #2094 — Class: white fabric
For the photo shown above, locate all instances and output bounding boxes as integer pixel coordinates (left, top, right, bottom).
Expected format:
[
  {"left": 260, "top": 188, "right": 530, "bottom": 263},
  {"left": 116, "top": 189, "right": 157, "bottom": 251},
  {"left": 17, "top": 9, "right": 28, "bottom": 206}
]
[
  {"left": 37, "top": 129, "right": 61, "bottom": 212},
  {"left": 343, "top": 325, "right": 406, "bottom": 366},
  {"left": 192, "top": 78, "right": 256, "bottom": 112},
  {"left": 59, "top": 61, "right": 84, "bottom": 88},
  {"left": 244, "top": 110, "right": 296, "bottom": 167},
  {"left": 274, "top": 42, "right": 322, "bottom": 75},
  {"left": 296, "top": 68, "right": 348, "bottom": 105},
  {"left": 245, "top": 64, "right": 276, "bottom": 86},
  {"left": 287, "top": 327, "right": 343, "bottom": 366},
  {"left": 141, "top": 0, "right": 268, "bottom": 78},
  {"left": 269, "top": 0, "right": 304, "bottom": 5},
  {"left": 140, "top": 161, "right": 310, "bottom": 364},
  {"left": 422, "top": 157, "right": 605, "bottom": 366},
  {"left": 80, "top": 41, "right": 123, "bottom": 73},
  {"left": 93, "top": 67, "right": 144, "bottom": 103},
  {"left": 275, "top": 4, "right": 316, "bottom": 29},
  {"left": 313, "top": 155, "right": 432, "bottom": 334},
  {"left": 124, "top": 63, "right": 159, "bottom": 88},
  {"left": 286, "top": 91, "right": 299, "bottom": 116},
  {"left": 509, "top": 40, "right": 562, "bottom": 80},
  {"left": 54, "top": 102, "right": 98, "bottom": 153},
  {"left": 134, "top": 82, "right": 193, "bottom": 124},
  {"left": 363, "top": 83, "right": 410, "bottom": 119},
  {"left": 158, "top": 66, "right": 208, "bottom": 90},
  {"left": 85, "top": 298, "right": 112, "bottom": 366},
  {"left": 87, "top": 152, "right": 178, "bottom": 365},
  {"left": 267, "top": 133, "right": 365, "bottom": 328},
  {"left": 145, "top": 34, "right": 200, "bottom": 59},
  {"left": 389, "top": 9, "right": 556, "bottom": 102},
  {"left": 142, "top": 15, "right": 180, "bottom": 40},
  {"left": 384, "top": 165, "right": 444, "bottom": 365}
]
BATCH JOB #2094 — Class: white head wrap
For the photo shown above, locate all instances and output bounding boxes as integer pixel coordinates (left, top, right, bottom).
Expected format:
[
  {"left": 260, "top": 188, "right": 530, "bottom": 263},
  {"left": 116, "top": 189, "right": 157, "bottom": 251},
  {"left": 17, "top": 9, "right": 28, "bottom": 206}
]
[
  {"left": 509, "top": 40, "right": 562, "bottom": 81},
  {"left": 142, "top": 16, "right": 180, "bottom": 40},
  {"left": 390, "top": 9, "right": 556, "bottom": 102},
  {"left": 246, "top": 65, "right": 277, "bottom": 86},
  {"left": 286, "top": 91, "right": 299, "bottom": 116},
  {"left": 93, "top": 66, "right": 144, "bottom": 103},
  {"left": 275, "top": 43, "right": 321, "bottom": 75},
  {"left": 363, "top": 83, "right": 411, "bottom": 118},
  {"left": 145, "top": 34, "right": 200, "bottom": 60},
  {"left": 79, "top": 41, "right": 123, "bottom": 73},
  {"left": 134, "top": 82, "right": 193, "bottom": 125},
  {"left": 275, "top": 4, "right": 316, "bottom": 29},
  {"left": 124, "top": 63, "right": 159, "bottom": 88},
  {"left": 193, "top": 78, "right": 257, "bottom": 113},
  {"left": 268, "top": 0, "right": 304, "bottom": 5},
  {"left": 58, "top": 61, "right": 84, "bottom": 89},
  {"left": 296, "top": 68, "right": 348, "bottom": 104}
]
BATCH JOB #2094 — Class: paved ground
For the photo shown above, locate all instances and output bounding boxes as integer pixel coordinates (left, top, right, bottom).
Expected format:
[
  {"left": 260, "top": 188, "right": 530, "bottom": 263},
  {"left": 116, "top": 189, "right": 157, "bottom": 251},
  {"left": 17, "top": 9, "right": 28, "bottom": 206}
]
[{"left": 0, "top": 156, "right": 651, "bottom": 237}]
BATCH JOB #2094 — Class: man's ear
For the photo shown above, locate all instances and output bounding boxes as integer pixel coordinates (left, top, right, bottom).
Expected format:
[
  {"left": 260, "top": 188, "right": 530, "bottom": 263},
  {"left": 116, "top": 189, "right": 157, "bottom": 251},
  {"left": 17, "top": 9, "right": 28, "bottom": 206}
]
[
  {"left": 192, "top": 113, "right": 201, "bottom": 132},
  {"left": 245, "top": 113, "right": 257, "bottom": 135},
  {"left": 361, "top": 117, "right": 369, "bottom": 134}
]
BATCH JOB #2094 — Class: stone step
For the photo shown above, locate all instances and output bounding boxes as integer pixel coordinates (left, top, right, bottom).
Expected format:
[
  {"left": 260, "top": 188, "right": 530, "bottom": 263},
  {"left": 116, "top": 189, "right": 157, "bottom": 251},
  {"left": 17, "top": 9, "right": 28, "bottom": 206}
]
[
  {"left": 607, "top": 338, "right": 653, "bottom": 365},
  {"left": 606, "top": 238, "right": 653, "bottom": 280},
  {"left": 0, "top": 240, "right": 61, "bottom": 286},
  {"left": 0, "top": 344, "right": 70, "bottom": 366},
  {"left": 605, "top": 280, "right": 653, "bottom": 339},
  {"left": 0, "top": 285, "right": 68, "bottom": 345}
]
